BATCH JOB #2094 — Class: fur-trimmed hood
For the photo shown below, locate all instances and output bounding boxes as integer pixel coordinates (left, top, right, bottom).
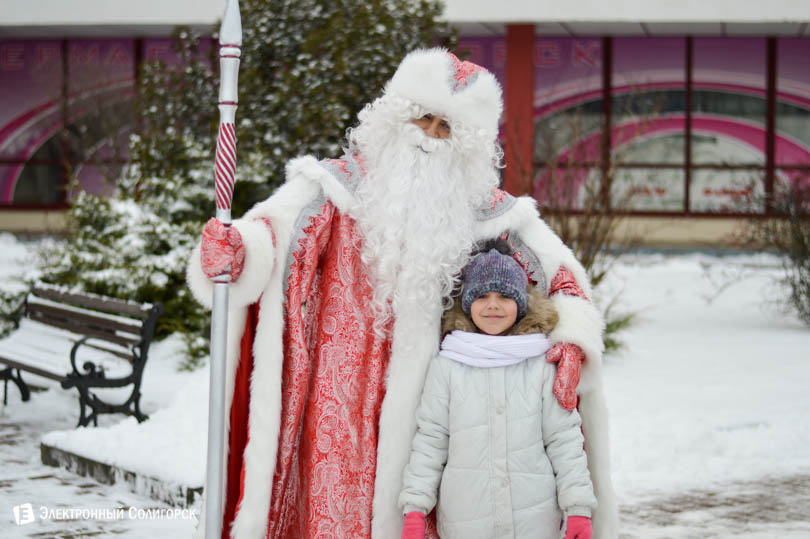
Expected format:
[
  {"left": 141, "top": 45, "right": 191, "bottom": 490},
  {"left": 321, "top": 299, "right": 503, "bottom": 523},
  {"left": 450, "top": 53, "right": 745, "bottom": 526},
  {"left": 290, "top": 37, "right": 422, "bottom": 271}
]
[{"left": 441, "top": 286, "right": 559, "bottom": 337}]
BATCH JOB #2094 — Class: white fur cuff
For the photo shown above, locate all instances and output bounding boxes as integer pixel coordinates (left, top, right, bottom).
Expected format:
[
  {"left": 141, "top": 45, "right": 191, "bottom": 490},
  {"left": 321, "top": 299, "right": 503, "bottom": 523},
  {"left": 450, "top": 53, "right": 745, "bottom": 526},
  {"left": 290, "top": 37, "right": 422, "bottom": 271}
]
[
  {"left": 186, "top": 219, "right": 276, "bottom": 310},
  {"left": 548, "top": 294, "right": 604, "bottom": 391}
]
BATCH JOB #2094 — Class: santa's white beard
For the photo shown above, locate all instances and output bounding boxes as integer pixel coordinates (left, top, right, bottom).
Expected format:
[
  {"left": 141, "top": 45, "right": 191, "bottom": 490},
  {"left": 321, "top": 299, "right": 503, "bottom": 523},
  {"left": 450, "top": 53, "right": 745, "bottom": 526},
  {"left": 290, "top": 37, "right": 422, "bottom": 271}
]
[{"left": 352, "top": 122, "right": 499, "bottom": 333}]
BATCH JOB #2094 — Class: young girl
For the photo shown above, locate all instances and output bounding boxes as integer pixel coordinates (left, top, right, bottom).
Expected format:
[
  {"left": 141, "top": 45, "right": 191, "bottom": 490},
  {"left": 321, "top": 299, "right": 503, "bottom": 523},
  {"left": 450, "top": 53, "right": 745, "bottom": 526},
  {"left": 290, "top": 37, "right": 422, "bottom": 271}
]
[{"left": 398, "top": 246, "right": 597, "bottom": 539}]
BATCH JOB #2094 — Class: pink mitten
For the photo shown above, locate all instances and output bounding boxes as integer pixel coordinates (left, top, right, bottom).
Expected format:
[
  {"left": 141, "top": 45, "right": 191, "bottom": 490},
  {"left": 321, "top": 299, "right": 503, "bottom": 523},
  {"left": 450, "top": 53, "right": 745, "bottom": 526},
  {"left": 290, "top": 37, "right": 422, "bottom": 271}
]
[
  {"left": 563, "top": 516, "right": 592, "bottom": 539},
  {"left": 200, "top": 217, "right": 245, "bottom": 281},
  {"left": 546, "top": 343, "right": 584, "bottom": 411},
  {"left": 401, "top": 511, "right": 426, "bottom": 539}
]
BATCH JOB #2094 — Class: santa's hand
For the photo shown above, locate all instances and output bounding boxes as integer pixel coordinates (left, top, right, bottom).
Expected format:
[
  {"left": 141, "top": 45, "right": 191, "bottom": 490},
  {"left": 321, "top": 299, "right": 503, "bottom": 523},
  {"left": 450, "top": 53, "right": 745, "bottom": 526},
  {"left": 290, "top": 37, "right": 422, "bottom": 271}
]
[
  {"left": 546, "top": 343, "right": 584, "bottom": 411},
  {"left": 200, "top": 217, "right": 245, "bottom": 281},
  {"left": 401, "top": 511, "right": 426, "bottom": 539}
]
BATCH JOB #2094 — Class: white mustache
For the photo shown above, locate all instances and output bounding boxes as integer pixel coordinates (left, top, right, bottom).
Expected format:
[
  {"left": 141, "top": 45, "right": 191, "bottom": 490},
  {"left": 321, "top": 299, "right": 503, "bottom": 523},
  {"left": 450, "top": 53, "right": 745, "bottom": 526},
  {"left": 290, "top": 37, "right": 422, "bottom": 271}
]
[
  {"left": 403, "top": 123, "right": 452, "bottom": 154},
  {"left": 419, "top": 136, "right": 447, "bottom": 153}
]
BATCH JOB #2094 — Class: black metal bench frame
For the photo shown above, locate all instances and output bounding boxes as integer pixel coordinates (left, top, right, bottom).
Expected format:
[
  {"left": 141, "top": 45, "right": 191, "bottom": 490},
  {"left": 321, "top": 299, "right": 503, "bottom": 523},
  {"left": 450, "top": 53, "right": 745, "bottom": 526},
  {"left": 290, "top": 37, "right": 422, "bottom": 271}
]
[{"left": 0, "top": 285, "right": 163, "bottom": 427}]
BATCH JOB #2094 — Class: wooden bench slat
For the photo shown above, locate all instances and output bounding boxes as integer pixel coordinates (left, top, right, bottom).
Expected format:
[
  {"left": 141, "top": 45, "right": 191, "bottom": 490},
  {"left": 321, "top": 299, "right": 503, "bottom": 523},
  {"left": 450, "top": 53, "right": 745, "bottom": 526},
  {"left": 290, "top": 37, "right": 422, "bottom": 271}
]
[
  {"left": 27, "top": 295, "right": 147, "bottom": 329},
  {"left": 0, "top": 319, "right": 85, "bottom": 355},
  {"left": 0, "top": 350, "right": 132, "bottom": 380},
  {"left": 3, "top": 334, "right": 137, "bottom": 365},
  {"left": 26, "top": 315, "right": 140, "bottom": 349},
  {"left": 77, "top": 342, "right": 134, "bottom": 363},
  {"left": 27, "top": 300, "right": 143, "bottom": 337},
  {"left": 0, "top": 320, "right": 131, "bottom": 370},
  {"left": 0, "top": 344, "right": 70, "bottom": 372},
  {"left": 1, "top": 357, "right": 132, "bottom": 386},
  {"left": 32, "top": 285, "right": 154, "bottom": 320},
  {"left": 0, "top": 356, "right": 64, "bottom": 381},
  {"left": 1, "top": 316, "right": 135, "bottom": 370}
]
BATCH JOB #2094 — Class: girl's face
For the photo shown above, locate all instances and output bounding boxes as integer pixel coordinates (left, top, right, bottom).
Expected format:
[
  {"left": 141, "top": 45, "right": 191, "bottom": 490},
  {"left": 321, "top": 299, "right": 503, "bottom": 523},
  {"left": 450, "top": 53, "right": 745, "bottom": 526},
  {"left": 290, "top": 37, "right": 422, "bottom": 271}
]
[{"left": 470, "top": 292, "right": 518, "bottom": 335}]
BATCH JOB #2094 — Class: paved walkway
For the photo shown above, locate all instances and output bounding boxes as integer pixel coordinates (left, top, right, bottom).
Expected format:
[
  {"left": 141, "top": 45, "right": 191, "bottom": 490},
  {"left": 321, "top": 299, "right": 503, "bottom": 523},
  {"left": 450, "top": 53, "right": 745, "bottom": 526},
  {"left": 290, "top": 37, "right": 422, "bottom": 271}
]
[
  {"left": 620, "top": 474, "right": 810, "bottom": 538},
  {"left": 1, "top": 389, "right": 197, "bottom": 538}
]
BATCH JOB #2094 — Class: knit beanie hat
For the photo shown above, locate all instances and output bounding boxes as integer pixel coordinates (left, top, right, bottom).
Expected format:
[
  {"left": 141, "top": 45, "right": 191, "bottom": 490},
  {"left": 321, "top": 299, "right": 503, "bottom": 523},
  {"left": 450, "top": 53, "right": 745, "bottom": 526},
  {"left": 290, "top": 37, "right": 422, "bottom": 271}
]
[
  {"left": 461, "top": 249, "right": 529, "bottom": 319},
  {"left": 384, "top": 48, "right": 503, "bottom": 137}
]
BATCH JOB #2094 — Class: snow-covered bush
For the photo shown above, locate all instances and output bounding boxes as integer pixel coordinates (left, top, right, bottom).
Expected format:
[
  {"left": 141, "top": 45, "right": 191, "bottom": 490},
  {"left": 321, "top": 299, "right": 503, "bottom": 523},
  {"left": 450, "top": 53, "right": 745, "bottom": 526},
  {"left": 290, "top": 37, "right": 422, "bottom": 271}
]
[
  {"left": 37, "top": 0, "right": 453, "bottom": 368},
  {"left": 0, "top": 289, "right": 26, "bottom": 338}
]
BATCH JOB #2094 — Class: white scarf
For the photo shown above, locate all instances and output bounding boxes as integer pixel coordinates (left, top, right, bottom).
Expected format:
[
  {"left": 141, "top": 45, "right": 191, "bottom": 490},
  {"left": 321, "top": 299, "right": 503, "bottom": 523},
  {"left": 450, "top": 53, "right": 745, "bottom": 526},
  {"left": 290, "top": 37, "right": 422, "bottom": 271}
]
[{"left": 439, "top": 330, "right": 551, "bottom": 368}]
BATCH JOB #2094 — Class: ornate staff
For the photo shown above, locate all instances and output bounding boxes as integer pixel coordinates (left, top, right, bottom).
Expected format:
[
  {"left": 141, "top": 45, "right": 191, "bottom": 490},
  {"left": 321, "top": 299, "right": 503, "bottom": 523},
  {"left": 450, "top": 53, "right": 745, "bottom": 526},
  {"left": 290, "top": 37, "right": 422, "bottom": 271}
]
[{"left": 206, "top": 1, "right": 241, "bottom": 538}]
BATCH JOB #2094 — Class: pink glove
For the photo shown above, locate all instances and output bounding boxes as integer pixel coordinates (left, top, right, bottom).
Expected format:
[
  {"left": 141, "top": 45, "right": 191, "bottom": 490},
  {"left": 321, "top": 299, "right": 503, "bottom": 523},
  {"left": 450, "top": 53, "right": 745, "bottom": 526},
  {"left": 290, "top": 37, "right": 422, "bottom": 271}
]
[
  {"left": 200, "top": 217, "right": 245, "bottom": 281},
  {"left": 563, "top": 516, "right": 592, "bottom": 539},
  {"left": 401, "top": 511, "right": 426, "bottom": 539},
  {"left": 546, "top": 343, "right": 584, "bottom": 411}
]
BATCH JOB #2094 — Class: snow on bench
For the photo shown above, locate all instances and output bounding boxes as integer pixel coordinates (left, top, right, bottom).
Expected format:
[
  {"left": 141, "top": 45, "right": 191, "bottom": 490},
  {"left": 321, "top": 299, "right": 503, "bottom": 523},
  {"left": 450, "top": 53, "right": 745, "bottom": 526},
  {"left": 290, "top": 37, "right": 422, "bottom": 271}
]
[{"left": 0, "top": 284, "right": 163, "bottom": 427}]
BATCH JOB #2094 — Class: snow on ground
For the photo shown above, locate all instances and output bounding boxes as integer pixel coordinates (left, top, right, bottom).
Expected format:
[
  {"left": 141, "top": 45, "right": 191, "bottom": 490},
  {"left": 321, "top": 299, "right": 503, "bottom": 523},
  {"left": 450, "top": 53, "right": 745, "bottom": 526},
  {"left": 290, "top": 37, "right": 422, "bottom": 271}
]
[
  {"left": 600, "top": 251, "right": 810, "bottom": 537},
  {"left": 604, "top": 252, "right": 810, "bottom": 493},
  {"left": 41, "top": 339, "right": 208, "bottom": 489},
  {"left": 1, "top": 387, "right": 199, "bottom": 538},
  {"left": 1, "top": 233, "right": 810, "bottom": 537}
]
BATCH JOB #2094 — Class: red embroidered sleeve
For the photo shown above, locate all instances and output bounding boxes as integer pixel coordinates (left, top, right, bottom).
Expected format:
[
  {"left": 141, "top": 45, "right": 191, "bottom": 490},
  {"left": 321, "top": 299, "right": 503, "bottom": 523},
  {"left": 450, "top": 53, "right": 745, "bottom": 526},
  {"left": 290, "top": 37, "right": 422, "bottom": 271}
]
[{"left": 549, "top": 266, "right": 589, "bottom": 301}]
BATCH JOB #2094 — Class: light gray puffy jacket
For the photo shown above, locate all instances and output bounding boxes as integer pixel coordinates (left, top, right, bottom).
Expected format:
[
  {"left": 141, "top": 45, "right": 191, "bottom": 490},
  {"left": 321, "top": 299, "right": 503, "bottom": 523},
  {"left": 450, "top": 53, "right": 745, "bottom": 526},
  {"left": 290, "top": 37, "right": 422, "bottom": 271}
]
[{"left": 398, "top": 352, "right": 597, "bottom": 539}]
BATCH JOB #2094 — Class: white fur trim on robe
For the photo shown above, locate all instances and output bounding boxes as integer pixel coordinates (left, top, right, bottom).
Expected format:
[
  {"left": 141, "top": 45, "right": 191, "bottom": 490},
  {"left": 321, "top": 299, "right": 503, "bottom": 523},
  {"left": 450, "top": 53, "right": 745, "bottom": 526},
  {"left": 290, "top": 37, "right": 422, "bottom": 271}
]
[
  {"left": 371, "top": 302, "right": 444, "bottom": 538},
  {"left": 580, "top": 387, "right": 619, "bottom": 539},
  {"left": 187, "top": 218, "right": 276, "bottom": 310},
  {"left": 187, "top": 156, "right": 330, "bottom": 539},
  {"left": 231, "top": 157, "right": 342, "bottom": 539},
  {"left": 548, "top": 294, "right": 604, "bottom": 392}
]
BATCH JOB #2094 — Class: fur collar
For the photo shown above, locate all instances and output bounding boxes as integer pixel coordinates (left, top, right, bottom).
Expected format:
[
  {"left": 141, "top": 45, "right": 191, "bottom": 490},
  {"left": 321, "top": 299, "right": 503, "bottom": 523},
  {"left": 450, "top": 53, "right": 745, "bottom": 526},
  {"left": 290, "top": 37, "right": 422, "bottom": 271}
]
[{"left": 441, "top": 286, "right": 559, "bottom": 337}]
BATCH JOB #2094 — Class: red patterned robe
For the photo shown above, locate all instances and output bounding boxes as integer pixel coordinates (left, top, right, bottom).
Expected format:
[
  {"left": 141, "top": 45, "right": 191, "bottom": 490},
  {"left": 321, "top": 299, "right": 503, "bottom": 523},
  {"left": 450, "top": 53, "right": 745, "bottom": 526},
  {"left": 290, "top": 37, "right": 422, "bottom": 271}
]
[
  {"left": 188, "top": 154, "right": 616, "bottom": 539},
  {"left": 229, "top": 202, "right": 392, "bottom": 538}
]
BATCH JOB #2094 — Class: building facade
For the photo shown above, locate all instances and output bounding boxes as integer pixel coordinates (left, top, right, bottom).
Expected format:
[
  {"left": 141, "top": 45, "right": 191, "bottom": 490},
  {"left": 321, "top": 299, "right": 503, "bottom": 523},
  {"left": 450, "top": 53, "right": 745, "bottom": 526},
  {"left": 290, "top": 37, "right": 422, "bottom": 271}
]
[
  {"left": 1, "top": 0, "right": 808, "bottom": 245},
  {"left": 0, "top": 0, "right": 220, "bottom": 232}
]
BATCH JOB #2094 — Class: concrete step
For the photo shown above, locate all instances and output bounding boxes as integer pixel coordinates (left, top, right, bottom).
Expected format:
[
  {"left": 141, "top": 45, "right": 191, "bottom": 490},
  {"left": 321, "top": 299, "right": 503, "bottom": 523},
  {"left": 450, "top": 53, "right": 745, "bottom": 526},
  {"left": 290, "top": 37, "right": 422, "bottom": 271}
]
[{"left": 40, "top": 443, "right": 202, "bottom": 508}]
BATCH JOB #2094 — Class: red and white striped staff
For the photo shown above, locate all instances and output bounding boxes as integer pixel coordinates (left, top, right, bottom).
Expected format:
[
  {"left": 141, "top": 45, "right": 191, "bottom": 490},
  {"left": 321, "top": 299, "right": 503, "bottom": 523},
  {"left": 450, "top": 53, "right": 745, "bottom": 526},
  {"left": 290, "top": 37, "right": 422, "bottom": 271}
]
[
  {"left": 215, "top": 121, "right": 237, "bottom": 217},
  {"left": 206, "top": 1, "right": 241, "bottom": 538},
  {"left": 213, "top": 1, "right": 241, "bottom": 225}
]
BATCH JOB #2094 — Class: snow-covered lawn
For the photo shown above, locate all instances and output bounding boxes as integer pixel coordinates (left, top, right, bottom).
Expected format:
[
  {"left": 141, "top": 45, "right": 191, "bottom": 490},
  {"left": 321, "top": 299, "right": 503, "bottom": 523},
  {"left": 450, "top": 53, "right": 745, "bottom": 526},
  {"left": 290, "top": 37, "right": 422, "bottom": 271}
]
[
  {"left": 1, "top": 233, "right": 809, "bottom": 537},
  {"left": 601, "top": 252, "right": 810, "bottom": 537}
]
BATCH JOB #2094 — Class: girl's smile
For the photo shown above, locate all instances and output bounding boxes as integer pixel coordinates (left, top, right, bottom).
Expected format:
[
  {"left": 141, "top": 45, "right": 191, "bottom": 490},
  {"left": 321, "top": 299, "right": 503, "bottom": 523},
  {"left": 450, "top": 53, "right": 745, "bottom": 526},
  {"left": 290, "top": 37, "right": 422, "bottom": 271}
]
[{"left": 470, "top": 291, "right": 518, "bottom": 335}]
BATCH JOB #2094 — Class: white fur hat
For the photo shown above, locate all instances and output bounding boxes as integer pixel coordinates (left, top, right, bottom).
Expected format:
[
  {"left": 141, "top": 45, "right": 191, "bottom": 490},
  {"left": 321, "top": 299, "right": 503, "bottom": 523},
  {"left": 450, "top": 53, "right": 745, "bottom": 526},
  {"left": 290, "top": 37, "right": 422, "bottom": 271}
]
[{"left": 384, "top": 48, "right": 503, "bottom": 136}]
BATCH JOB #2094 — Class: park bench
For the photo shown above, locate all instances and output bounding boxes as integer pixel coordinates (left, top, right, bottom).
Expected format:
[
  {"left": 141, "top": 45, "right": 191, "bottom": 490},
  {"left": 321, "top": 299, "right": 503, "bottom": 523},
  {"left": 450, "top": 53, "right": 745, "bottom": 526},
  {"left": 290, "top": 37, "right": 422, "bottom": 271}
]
[{"left": 0, "top": 283, "right": 163, "bottom": 427}]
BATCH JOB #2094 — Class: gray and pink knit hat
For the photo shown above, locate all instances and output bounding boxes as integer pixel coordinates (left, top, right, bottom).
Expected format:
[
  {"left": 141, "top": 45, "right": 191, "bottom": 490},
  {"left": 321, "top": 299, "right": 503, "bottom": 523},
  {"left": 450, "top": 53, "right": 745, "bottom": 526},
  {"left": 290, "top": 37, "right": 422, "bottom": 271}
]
[{"left": 461, "top": 249, "right": 529, "bottom": 319}]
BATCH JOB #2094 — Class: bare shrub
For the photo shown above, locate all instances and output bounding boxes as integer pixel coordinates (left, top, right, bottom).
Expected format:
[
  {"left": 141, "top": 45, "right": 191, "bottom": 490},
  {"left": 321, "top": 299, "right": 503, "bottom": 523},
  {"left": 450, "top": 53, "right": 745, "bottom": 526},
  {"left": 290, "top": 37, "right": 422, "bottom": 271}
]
[
  {"left": 504, "top": 96, "right": 670, "bottom": 353},
  {"left": 735, "top": 179, "right": 810, "bottom": 325}
]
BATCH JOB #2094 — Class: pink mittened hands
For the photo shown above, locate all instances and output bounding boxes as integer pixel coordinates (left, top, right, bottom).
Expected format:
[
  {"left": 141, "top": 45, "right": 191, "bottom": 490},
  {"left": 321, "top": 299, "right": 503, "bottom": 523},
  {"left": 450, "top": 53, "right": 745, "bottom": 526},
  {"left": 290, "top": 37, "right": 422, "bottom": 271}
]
[
  {"left": 200, "top": 218, "right": 245, "bottom": 281},
  {"left": 401, "top": 511, "right": 426, "bottom": 539},
  {"left": 564, "top": 516, "right": 592, "bottom": 539},
  {"left": 546, "top": 343, "right": 584, "bottom": 411}
]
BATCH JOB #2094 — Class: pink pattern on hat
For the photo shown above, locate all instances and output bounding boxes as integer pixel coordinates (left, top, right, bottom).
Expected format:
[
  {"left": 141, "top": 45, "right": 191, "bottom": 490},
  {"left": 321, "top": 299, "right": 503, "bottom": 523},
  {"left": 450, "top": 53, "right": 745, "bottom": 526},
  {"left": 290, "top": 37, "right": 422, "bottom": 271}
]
[
  {"left": 448, "top": 52, "right": 486, "bottom": 92},
  {"left": 489, "top": 187, "right": 507, "bottom": 210}
]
